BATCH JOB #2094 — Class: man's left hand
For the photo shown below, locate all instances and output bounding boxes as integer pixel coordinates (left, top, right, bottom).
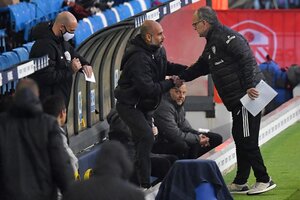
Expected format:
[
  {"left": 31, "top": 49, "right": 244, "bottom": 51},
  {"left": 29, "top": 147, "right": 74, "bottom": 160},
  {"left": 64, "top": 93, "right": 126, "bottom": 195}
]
[
  {"left": 247, "top": 88, "right": 259, "bottom": 100},
  {"left": 82, "top": 65, "right": 93, "bottom": 78}
]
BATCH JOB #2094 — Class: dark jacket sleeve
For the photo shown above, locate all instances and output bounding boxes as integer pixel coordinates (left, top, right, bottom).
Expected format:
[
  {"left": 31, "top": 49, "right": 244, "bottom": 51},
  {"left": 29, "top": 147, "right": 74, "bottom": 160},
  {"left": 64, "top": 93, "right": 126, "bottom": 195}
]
[
  {"left": 130, "top": 53, "right": 174, "bottom": 97},
  {"left": 30, "top": 41, "right": 74, "bottom": 86},
  {"left": 154, "top": 100, "right": 199, "bottom": 145},
  {"left": 166, "top": 61, "right": 188, "bottom": 76},
  {"left": 180, "top": 56, "right": 210, "bottom": 82},
  {"left": 48, "top": 121, "right": 74, "bottom": 193},
  {"left": 226, "top": 34, "right": 257, "bottom": 89}
]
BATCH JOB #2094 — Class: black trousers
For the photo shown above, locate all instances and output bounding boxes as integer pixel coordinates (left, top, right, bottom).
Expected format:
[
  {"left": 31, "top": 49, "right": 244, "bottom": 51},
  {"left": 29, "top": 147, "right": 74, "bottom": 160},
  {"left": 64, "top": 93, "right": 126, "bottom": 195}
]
[
  {"left": 152, "top": 132, "right": 223, "bottom": 159},
  {"left": 116, "top": 102, "right": 154, "bottom": 188},
  {"left": 232, "top": 105, "right": 270, "bottom": 184}
]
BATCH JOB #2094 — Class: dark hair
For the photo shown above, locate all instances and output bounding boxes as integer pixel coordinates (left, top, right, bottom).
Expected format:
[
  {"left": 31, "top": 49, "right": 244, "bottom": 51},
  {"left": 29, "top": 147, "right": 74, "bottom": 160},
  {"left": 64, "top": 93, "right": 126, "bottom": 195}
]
[
  {"left": 42, "top": 95, "right": 66, "bottom": 118},
  {"left": 197, "top": 6, "right": 219, "bottom": 25}
]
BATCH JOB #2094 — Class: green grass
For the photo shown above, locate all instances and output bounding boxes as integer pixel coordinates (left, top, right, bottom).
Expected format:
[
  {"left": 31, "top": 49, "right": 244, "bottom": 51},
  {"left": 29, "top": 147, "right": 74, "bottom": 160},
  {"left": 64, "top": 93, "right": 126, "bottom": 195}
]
[{"left": 223, "top": 122, "right": 300, "bottom": 200}]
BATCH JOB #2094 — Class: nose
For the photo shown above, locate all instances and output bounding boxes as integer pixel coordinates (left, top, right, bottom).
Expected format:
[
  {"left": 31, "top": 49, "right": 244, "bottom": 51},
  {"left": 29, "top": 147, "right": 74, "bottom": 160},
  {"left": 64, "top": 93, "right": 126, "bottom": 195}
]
[{"left": 162, "top": 33, "right": 166, "bottom": 40}]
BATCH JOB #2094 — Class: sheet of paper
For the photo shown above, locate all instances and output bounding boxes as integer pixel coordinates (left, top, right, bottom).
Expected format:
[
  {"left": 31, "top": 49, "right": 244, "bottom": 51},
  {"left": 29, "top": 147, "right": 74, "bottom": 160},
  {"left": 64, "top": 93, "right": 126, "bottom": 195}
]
[
  {"left": 84, "top": 71, "right": 96, "bottom": 83},
  {"left": 240, "top": 80, "right": 277, "bottom": 116}
]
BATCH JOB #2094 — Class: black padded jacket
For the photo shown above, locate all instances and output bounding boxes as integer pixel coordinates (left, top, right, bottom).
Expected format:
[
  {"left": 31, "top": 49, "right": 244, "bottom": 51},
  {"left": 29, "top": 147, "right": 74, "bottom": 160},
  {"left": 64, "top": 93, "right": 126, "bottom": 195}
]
[
  {"left": 181, "top": 23, "right": 263, "bottom": 111},
  {"left": 114, "top": 34, "right": 187, "bottom": 111}
]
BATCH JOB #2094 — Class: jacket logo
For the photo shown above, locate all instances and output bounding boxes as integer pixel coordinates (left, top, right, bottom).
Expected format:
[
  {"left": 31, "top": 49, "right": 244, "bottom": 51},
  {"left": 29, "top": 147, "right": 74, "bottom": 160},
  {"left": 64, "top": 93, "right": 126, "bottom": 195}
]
[
  {"left": 231, "top": 20, "right": 277, "bottom": 65},
  {"left": 226, "top": 35, "right": 236, "bottom": 44},
  {"left": 211, "top": 46, "right": 216, "bottom": 54},
  {"left": 214, "top": 59, "right": 224, "bottom": 65},
  {"left": 208, "top": 54, "right": 211, "bottom": 60},
  {"left": 64, "top": 51, "right": 71, "bottom": 61}
]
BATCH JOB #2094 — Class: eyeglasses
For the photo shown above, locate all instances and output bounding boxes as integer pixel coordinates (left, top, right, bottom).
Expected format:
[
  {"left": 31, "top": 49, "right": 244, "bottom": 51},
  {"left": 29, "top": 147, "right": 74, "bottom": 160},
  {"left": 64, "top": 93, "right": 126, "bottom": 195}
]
[{"left": 192, "top": 20, "right": 204, "bottom": 28}]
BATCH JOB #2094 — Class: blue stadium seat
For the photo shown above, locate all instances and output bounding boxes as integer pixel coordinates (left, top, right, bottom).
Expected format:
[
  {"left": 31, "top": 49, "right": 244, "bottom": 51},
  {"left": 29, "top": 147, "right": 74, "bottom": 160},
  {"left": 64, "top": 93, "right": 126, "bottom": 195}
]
[
  {"left": 31, "top": 0, "right": 51, "bottom": 18},
  {"left": 88, "top": 15, "right": 105, "bottom": 33},
  {"left": 1, "top": 51, "right": 20, "bottom": 69},
  {"left": 115, "top": 5, "right": 132, "bottom": 20},
  {"left": 103, "top": 9, "right": 118, "bottom": 26},
  {"left": 13, "top": 47, "right": 29, "bottom": 62},
  {"left": 74, "top": 20, "right": 93, "bottom": 47},
  {"left": 23, "top": 41, "right": 35, "bottom": 54},
  {"left": 129, "top": 0, "right": 143, "bottom": 14},
  {"left": 8, "top": 2, "right": 34, "bottom": 32},
  {"left": 0, "top": 55, "right": 10, "bottom": 70}
]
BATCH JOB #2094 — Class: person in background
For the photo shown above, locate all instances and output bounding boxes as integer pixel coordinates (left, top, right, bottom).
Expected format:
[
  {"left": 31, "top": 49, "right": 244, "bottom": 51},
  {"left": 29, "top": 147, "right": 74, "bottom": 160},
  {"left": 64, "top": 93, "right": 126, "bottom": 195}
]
[
  {"left": 63, "top": 141, "right": 145, "bottom": 200},
  {"left": 0, "top": 78, "right": 74, "bottom": 200},
  {"left": 179, "top": 6, "right": 276, "bottom": 195},
  {"left": 153, "top": 84, "right": 223, "bottom": 159},
  {"left": 29, "top": 11, "right": 93, "bottom": 110},
  {"left": 43, "top": 95, "right": 79, "bottom": 173},
  {"left": 114, "top": 20, "right": 186, "bottom": 189},
  {"left": 259, "top": 55, "right": 292, "bottom": 115}
]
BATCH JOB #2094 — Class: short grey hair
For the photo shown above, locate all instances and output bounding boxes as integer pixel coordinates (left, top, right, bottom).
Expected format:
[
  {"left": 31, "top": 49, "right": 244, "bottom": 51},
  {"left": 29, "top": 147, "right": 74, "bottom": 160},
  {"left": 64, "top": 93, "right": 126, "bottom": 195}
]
[{"left": 196, "top": 6, "right": 219, "bottom": 25}]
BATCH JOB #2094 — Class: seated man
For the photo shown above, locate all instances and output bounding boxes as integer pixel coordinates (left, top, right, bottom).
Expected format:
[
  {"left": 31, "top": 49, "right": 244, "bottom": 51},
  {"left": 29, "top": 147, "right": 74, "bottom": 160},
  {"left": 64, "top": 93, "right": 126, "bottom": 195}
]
[{"left": 153, "top": 84, "right": 223, "bottom": 159}]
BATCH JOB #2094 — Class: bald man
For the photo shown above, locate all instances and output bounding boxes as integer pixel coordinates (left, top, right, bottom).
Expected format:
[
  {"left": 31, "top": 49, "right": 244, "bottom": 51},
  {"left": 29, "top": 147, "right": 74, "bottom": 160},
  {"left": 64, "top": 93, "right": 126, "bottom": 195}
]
[
  {"left": 114, "top": 20, "right": 187, "bottom": 189},
  {"left": 29, "top": 11, "right": 93, "bottom": 109}
]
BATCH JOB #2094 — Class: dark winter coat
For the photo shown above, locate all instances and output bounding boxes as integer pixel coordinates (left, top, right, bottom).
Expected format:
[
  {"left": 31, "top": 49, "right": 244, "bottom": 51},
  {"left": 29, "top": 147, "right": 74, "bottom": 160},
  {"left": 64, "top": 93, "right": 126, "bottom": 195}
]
[
  {"left": 114, "top": 34, "right": 186, "bottom": 111},
  {"left": 180, "top": 23, "right": 263, "bottom": 111},
  {"left": 154, "top": 93, "right": 200, "bottom": 145},
  {"left": 0, "top": 88, "right": 74, "bottom": 200},
  {"left": 29, "top": 22, "right": 89, "bottom": 108}
]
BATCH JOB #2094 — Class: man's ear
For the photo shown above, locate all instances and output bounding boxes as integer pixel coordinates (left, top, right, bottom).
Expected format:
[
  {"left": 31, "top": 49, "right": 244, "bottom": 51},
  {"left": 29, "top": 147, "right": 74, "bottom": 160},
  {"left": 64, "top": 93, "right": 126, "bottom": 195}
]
[{"left": 145, "top": 33, "right": 152, "bottom": 43}]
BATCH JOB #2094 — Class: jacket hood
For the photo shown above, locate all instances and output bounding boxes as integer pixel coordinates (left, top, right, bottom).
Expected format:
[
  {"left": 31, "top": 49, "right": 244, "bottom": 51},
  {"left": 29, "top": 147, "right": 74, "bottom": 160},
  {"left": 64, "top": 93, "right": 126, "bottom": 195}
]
[
  {"left": 93, "top": 141, "right": 133, "bottom": 180},
  {"left": 9, "top": 88, "right": 43, "bottom": 117},
  {"left": 120, "top": 34, "right": 160, "bottom": 70},
  {"left": 31, "top": 21, "right": 61, "bottom": 43}
]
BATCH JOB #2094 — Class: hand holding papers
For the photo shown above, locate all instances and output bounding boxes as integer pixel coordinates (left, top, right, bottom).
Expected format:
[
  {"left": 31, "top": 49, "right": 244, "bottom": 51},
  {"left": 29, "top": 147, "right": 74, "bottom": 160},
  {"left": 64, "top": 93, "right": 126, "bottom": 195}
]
[
  {"left": 240, "top": 80, "right": 277, "bottom": 116},
  {"left": 84, "top": 71, "right": 96, "bottom": 83}
]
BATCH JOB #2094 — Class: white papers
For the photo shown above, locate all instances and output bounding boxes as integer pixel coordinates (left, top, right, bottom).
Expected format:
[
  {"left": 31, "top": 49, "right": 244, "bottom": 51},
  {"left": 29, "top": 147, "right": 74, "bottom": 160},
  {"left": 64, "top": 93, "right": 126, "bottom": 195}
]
[
  {"left": 84, "top": 71, "right": 96, "bottom": 83},
  {"left": 240, "top": 80, "right": 277, "bottom": 116}
]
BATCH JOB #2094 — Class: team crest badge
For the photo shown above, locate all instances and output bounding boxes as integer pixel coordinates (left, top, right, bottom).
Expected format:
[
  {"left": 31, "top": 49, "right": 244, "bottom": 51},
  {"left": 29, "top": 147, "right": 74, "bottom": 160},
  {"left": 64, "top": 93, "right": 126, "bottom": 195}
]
[{"left": 231, "top": 20, "right": 277, "bottom": 64}]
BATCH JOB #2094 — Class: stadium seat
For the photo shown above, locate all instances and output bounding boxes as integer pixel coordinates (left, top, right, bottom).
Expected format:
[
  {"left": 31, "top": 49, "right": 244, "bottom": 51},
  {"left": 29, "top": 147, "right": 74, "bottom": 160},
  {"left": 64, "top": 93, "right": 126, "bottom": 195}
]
[
  {"left": 129, "top": 0, "right": 143, "bottom": 14},
  {"left": 74, "top": 20, "right": 93, "bottom": 47},
  {"left": 23, "top": 41, "right": 35, "bottom": 54},
  {"left": 13, "top": 47, "right": 29, "bottom": 62},
  {"left": 195, "top": 182, "right": 218, "bottom": 200},
  {"left": 1, "top": 51, "right": 20, "bottom": 69},
  {"left": 115, "top": 5, "right": 132, "bottom": 21},
  {"left": 103, "top": 9, "right": 118, "bottom": 26},
  {"left": 123, "top": 2, "right": 135, "bottom": 16},
  {"left": 0, "top": 55, "right": 10, "bottom": 70},
  {"left": 88, "top": 15, "right": 105, "bottom": 33},
  {"left": 8, "top": 2, "right": 34, "bottom": 32}
]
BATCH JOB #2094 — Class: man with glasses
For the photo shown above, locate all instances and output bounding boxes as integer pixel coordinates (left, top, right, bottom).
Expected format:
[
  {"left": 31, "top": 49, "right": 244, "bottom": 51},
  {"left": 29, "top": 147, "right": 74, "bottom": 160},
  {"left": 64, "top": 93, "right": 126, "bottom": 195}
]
[
  {"left": 29, "top": 11, "right": 93, "bottom": 110},
  {"left": 180, "top": 6, "right": 276, "bottom": 195}
]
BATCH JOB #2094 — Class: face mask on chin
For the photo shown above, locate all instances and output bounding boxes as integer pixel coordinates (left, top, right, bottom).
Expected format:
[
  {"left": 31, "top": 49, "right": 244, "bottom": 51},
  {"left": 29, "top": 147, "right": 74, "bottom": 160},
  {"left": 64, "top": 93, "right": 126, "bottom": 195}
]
[{"left": 63, "top": 31, "right": 75, "bottom": 41}]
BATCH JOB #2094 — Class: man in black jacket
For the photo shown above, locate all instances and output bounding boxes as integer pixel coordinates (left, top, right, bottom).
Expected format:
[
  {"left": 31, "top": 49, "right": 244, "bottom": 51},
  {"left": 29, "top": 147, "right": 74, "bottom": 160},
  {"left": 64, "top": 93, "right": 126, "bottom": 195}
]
[
  {"left": 29, "top": 11, "right": 93, "bottom": 109},
  {"left": 153, "top": 84, "right": 223, "bottom": 159},
  {"left": 180, "top": 6, "right": 276, "bottom": 195},
  {"left": 114, "top": 20, "right": 186, "bottom": 188},
  {"left": 0, "top": 79, "right": 74, "bottom": 200}
]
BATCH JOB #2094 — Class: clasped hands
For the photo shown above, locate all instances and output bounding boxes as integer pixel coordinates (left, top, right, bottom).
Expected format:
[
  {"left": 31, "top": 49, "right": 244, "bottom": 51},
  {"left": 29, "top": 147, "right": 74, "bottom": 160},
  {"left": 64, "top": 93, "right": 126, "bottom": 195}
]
[{"left": 170, "top": 75, "right": 184, "bottom": 87}]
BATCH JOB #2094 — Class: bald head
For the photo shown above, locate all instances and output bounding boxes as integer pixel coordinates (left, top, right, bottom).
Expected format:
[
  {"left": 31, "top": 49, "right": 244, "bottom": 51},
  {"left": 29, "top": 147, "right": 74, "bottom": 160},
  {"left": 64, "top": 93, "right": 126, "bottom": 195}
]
[
  {"left": 140, "top": 20, "right": 165, "bottom": 47},
  {"left": 52, "top": 11, "right": 78, "bottom": 37}
]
